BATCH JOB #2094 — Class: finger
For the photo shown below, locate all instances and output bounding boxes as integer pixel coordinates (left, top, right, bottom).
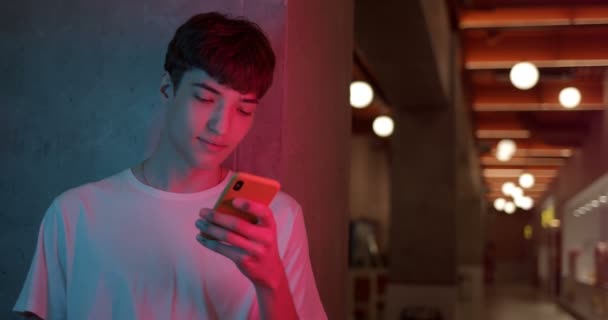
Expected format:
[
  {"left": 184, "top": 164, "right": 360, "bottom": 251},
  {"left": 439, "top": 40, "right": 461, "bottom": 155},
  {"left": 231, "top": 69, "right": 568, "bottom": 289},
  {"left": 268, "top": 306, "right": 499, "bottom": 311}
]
[
  {"left": 196, "top": 234, "right": 254, "bottom": 263},
  {"left": 196, "top": 219, "right": 266, "bottom": 254},
  {"left": 199, "top": 207, "right": 213, "bottom": 218},
  {"left": 232, "top": 198, "right": 275, "bottom": 228},
  {"left": 205, "top": 212, "right": 270, "bottom": 246}
]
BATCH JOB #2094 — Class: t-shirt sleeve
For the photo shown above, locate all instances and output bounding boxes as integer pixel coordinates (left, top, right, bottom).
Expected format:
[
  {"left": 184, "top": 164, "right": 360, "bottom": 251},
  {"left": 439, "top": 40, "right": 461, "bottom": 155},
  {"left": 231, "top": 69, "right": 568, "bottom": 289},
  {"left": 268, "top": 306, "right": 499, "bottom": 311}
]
[
  {"left": 282, "top": 205, "right": 327, "bottom": 320},
  {"left": 13, "top": 199, "right": 68, "bottom": 320}
]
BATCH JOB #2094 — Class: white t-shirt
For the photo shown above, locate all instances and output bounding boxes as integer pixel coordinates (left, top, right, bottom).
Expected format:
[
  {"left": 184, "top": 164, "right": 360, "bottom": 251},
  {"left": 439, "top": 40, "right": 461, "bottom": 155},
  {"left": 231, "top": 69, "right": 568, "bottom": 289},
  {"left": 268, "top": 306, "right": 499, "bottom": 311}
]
[{"left": 13, "top": 168, "right": 326, "bottom": 320}]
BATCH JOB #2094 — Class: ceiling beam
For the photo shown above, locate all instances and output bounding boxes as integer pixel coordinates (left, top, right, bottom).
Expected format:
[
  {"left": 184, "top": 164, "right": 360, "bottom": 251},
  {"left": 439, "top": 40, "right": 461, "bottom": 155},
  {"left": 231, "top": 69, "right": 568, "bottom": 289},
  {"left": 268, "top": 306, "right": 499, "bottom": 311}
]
[
  {"left": 484, "top": 176, "right": 554, "bottom": 184},
  {"left": 486, "top": 189, "right": 545, "bottom": 195},
  {"left": 472, "top": 81, "right": 605, "bottom": 111},
  {"left": 480, "top": 156, "right": 567, "bottom": 167},
  {"left": 486, "top": 192, "right": 552, "bottom": 200},
  {"left": 460, "top": 6, "right": 608, "bottom": 29},
  {"left": 485, "top": 193, "right": 543, "bottom": 200},
  {"left": 485, "top": 182, "right": 548, "bottom": 191},
  {"left": 464, "top": 27, "right": 608, "bottom": 69},
  {"left": 478, "top": 137, "right": 585, "bottom": 149},
  {"left": 487, "top": 148, "right": 573, "bottom": 158},
  {"left": 486, "top": 189, "right": 547, "bottom": 196},
  {"left": 482, "top": 165, "right": 562, "bottom": 172},
  {"left": 483, "top": 168, "right": 558, "bottom": 178},
  {"left": 476, "top": 129, "right": 531, "bottom": 139}
]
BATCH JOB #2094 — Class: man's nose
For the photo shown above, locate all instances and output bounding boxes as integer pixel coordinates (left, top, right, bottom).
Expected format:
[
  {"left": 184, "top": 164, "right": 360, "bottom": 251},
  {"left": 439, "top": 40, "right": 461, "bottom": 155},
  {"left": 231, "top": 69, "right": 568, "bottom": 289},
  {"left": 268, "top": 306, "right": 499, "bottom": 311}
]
[{"left": 206, "top": 102, "right": 230, "bottom": 135}]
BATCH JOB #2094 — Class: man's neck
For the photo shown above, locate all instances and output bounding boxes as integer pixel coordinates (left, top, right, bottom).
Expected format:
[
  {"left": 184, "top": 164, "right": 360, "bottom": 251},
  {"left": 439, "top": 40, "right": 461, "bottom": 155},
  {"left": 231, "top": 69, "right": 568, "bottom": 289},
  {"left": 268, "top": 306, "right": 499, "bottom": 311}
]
[{"left": 134, "top": 154, "right": 226, "bottom": 194}]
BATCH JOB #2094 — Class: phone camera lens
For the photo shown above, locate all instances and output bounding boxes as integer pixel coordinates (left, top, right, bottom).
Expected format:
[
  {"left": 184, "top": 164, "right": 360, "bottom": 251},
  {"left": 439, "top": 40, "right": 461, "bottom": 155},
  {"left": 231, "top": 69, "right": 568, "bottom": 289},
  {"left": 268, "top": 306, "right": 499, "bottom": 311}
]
[{"left": 233, "top": 180, "right": 244, "bottom": 191}]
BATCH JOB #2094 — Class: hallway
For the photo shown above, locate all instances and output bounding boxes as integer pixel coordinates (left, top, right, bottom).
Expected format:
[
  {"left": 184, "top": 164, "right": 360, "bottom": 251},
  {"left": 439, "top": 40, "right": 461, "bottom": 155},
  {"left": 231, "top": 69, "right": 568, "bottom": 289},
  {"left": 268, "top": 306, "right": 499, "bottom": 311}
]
[{"left": 484, "top": 285, "right": 574, "bottom": 320}]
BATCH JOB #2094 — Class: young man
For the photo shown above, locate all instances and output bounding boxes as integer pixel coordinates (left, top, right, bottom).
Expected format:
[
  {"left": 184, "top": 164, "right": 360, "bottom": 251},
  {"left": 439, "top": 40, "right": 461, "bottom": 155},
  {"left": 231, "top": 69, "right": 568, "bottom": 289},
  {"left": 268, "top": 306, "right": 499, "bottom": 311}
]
[{"left": 14, "top": 12, "right": 326, "bottom": 320}]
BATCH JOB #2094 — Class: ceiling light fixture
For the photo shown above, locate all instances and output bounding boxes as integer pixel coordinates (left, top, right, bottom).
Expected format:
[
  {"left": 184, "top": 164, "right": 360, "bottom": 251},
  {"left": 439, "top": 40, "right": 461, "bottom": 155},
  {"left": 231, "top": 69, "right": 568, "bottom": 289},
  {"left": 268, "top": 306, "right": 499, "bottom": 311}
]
[
  {"left": 505, "top": 202, "right": 516, "bottom": 214},
  {"left": 494, "top": 198, "right": 506, "bottom": 211},
  {"left": 372, "top": 115, "right": 394, "bottom": 137},
  {"left": 509, "top": 62, "right": 539, "bottom": 90},
  {"left": 350, "top": 81, "right": 374, "bottom": 108},
  {"left": 502, "top": 182, "right": 516, "bottom": 196},
  {"left": 559, "top": 87, "right": 581, "bottom": 109},
  {"left": 519, "top": 173, "right": 535, "bottom": 189},
  {"left": 496, "top": 139, "right": 517, "bottom": 162}
]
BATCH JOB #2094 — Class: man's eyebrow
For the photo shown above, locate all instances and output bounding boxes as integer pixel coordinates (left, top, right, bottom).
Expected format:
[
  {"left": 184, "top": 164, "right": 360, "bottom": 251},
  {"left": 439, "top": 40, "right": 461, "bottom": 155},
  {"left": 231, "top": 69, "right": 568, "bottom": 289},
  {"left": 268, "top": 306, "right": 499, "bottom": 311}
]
[
  {"left": 192, "top": 82, "right": 220, "bottom": 94},
  {"left": 192, "top": 82, "right": 259, "bottom": 104},
  {"left": 242, "top": 98, "right": 259, "bottom": 104}
]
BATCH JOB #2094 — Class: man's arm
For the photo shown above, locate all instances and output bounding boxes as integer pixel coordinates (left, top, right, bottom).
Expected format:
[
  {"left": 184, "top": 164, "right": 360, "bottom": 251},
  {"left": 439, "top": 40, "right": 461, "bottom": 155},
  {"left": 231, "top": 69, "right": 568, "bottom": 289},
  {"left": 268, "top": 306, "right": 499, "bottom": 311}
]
[
  {"left": 13, "top": 199, "right": 69, "bottom": 320},
  {"left": 255, "top": 270, "right": 299, "bottom": 320},
  {"left": 196, "top": 199, "right": 300, "bottom": 319}
]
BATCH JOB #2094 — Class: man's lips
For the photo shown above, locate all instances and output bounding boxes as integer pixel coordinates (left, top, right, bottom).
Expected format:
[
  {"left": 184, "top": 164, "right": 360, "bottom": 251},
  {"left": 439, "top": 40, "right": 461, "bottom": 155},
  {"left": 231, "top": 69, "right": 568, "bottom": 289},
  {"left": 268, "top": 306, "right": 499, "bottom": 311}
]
[
  {"left": 197, "top": 137, "right": 227, "bottom": 147},
  {"left": 197, "top": 137, "right": 228, "bottom": 152}
]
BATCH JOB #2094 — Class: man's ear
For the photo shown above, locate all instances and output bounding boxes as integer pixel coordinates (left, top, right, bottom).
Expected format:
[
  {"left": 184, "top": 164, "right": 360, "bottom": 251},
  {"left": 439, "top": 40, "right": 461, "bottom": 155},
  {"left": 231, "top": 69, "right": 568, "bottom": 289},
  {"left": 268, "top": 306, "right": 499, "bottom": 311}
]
[{"left": 160, "top": 71, "right": 175, "bottom": 101}]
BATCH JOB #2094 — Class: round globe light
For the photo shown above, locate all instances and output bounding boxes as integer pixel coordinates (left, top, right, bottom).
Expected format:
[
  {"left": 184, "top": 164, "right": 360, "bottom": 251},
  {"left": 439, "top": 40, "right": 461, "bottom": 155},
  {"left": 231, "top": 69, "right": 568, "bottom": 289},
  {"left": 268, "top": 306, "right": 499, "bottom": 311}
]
[
  {"left": 514, "top": 196, "right": 525, "bottom": 208},
  {"left": 496, "top": 150, "right": 512, "bottom": 162},
  {"left": 504, "top": 201, "right": 516, "bottom": 214},
  {"left": 350, "top": 81, "right": 374, "bottom": 108},
  {"left": 494, "top": 198, "right": 507, "bottom": 211},
  {"left": 518, "top": 196, "right": 534, "bottom": 210},
  {"left": 372, "top": 115, "right": 394, "bottom": 137},
  {"left": 519, "top": 173, "right": 535, "bottom": 189},
  {"left": 502, "top": 182, "right": 516, "bottom": 196},
  {"left": 559, "top": 87, "right": 581, "bottom": 109},
  {"left": 511, "top": 187, "right": 524, "bottom": 200},
  {"left": 510, "top": 62, "right": 539, "bottom": 90},
  {"left": 497, "top": 139, "right": 517, "bottom": 162}
]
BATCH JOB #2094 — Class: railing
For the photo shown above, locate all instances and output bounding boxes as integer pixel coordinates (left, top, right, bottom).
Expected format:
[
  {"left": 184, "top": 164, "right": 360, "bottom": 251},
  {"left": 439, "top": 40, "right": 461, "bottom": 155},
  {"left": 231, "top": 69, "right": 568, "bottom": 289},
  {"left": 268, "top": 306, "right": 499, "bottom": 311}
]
[{"left": 347, "top": 267, "right": 388, "bottom": 320}]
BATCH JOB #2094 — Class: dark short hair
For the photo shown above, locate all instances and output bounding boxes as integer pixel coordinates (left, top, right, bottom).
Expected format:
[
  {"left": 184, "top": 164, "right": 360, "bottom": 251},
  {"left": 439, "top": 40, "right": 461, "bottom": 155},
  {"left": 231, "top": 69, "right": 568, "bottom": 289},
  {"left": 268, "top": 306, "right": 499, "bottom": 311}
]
[{"left": 164, "top": 12, "right": 276, "bottom": 99}]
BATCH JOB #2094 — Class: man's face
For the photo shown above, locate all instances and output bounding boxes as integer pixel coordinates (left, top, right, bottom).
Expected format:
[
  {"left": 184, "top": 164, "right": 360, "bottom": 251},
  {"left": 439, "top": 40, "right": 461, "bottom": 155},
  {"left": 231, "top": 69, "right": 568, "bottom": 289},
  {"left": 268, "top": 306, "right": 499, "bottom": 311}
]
[{"left": 162, "top": 68, "right": 259, "bottom": 169}]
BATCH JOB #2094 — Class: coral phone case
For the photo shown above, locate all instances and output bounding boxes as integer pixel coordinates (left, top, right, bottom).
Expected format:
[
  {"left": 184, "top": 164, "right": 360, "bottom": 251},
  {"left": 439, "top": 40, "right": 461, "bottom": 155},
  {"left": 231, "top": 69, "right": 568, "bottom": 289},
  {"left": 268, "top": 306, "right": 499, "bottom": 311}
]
[
  {"left": 200, "top": 172, "right": 280, "bottom": 240},
  {"left": 213, "top": 172, "right": 281, "bottom": 223}
]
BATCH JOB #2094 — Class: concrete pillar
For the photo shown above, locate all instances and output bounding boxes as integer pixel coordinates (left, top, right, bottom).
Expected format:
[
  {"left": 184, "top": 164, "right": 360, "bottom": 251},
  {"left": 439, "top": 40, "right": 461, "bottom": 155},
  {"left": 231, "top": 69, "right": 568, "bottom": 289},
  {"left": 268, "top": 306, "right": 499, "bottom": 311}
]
[
  {"left": 453, "top": 36, "right": 485, "bottom": 320},
  {"left": 234, "top": 1, "right": 354, "bottom": 319},
  {"left": 2, "top": 1, "right": 352, "bottom": 319},
  {"left": 384, "top": 1, "right": 485, "bottom": 319},
  {"left": 385, "top": 74, "right": 484, "bottom": 320},
  {"left": 386, "top": 105, "right": 458, "bottom": 320}
]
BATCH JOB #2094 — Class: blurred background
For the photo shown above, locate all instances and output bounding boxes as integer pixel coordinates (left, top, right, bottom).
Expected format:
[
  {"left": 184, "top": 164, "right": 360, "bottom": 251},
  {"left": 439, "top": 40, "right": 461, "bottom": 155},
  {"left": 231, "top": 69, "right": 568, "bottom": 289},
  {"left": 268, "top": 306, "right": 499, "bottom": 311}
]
[
  {"left": 350, "top": 1, "right": 608, "bottom": 319},
  {"left": 2, "top": 0, "right": 608, "bottom": 319}
]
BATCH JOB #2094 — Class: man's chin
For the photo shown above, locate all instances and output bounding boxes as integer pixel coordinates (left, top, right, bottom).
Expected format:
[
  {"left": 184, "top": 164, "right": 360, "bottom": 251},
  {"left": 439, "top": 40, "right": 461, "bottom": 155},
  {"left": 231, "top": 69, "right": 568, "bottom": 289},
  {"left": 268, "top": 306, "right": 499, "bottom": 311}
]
[{"left": 190, "top": 153, "right": 228, "bottom": 169}]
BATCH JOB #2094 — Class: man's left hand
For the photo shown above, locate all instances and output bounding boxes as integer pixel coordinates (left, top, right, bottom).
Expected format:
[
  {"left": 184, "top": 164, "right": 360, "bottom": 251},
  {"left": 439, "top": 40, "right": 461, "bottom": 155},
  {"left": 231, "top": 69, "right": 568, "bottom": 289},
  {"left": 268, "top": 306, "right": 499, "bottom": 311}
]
[{"left": 195, "top": 198, "right": 285, "bottom": 290}]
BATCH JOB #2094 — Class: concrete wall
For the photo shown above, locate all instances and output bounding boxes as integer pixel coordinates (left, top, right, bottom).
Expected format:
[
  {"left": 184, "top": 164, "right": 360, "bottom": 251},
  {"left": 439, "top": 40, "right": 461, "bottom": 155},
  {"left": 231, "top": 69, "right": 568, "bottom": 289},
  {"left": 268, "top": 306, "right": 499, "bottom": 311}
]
[
  {"left": 549, "top": 110, "right": 608, "bottom": 213},
  {"left": 540, "top": 74, "right": 608, "bottom": 317},
  {"left": 281, "top": 1, "right": 353, "bottom": 318},
  {"left": 0, "top": 1, "right": 352, "bottom": 319}
]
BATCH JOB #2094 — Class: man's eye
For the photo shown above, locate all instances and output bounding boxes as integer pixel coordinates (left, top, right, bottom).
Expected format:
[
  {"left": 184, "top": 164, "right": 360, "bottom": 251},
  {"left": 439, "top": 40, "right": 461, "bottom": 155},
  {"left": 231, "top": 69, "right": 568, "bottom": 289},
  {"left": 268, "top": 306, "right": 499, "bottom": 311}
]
[
  {"left": 194, "top": 95, "right": 214, "bottom": 103},
  {"left": 238, "top": 109, "right": 253, "bottom": 116}
]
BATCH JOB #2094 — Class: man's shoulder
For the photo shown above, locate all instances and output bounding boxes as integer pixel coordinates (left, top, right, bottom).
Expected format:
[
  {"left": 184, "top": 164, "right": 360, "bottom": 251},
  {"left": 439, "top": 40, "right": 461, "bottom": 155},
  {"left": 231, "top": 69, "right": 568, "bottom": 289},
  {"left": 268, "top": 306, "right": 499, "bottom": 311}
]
[
  {"left": 53, "top": 168, "right": 129, "bottom": 209},
  {"left": 270, "top": 190, "right": 302, "bottom": 215}
]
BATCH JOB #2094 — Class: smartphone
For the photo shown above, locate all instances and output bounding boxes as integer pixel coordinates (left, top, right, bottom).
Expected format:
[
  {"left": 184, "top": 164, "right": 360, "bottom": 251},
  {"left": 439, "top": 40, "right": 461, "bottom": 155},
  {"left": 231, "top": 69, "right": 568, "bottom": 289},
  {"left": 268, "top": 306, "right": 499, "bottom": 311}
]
[{"left": 200, "top": 172, "right": 281, "bottom": 239}]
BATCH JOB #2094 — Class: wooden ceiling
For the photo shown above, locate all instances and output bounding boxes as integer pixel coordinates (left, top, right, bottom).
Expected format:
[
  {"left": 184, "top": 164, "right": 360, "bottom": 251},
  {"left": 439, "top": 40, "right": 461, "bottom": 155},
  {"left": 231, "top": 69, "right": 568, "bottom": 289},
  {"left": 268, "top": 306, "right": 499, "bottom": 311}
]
[{"left": 456, "top": 0, "right": 608, "bottom": 208}]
